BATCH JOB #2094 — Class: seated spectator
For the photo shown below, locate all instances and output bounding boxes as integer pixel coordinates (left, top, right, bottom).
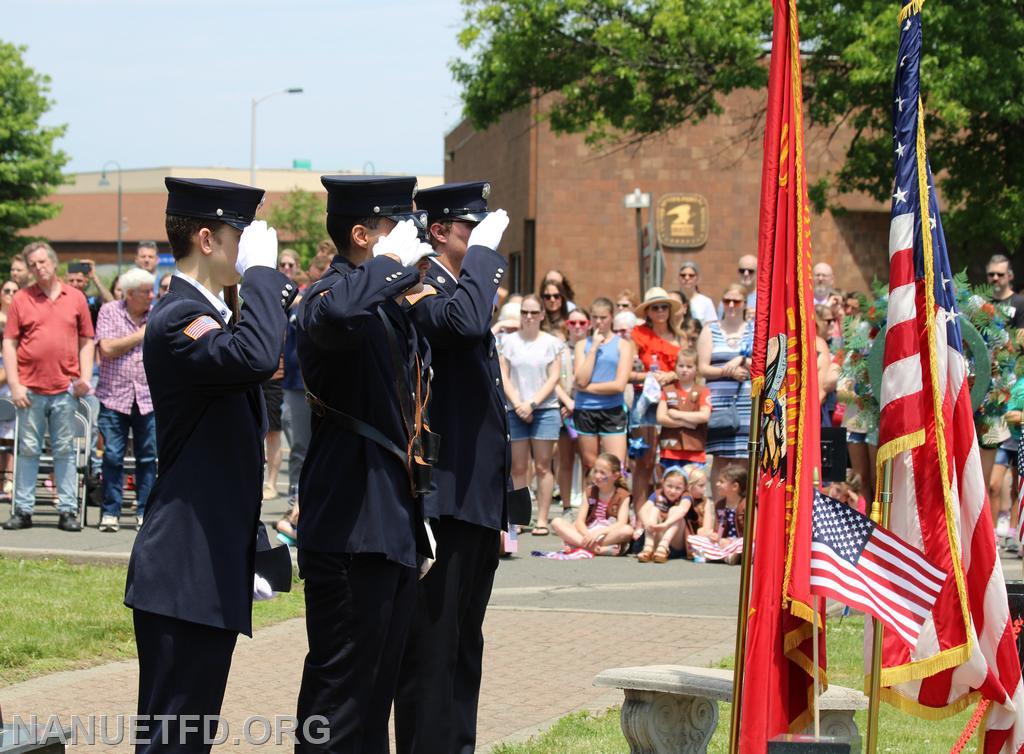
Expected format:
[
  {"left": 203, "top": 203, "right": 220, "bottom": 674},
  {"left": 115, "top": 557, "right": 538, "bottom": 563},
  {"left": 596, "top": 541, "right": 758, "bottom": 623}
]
[
  {"left": 636, "top": 468, "right": 690, "bottom": 562},
  {"left": 95, "top": 269, "right": 157, "bottom": 531},
  {"left": 65, "top": 259, "right": 114, "bottom": 327},
  {"left": 499, "top": 294, "right": 563, "bottom": 535},
  {"left": 681, "top": 467, "right": 709, "bottom": 549},
  {"left": 574, "top": 298, "right": 632, "bottom": 470},
  {"left": 656, "top": 349, "right": 711, "bottom": 476},
  {"left": 550, "top": 453, "right": 633, "bottom": 555},
  {"left": 2, "top": 241, "right": 94, "bottom": 532},
  {"left": 687, "top": 465, "right": 747, "bottom": 564}
]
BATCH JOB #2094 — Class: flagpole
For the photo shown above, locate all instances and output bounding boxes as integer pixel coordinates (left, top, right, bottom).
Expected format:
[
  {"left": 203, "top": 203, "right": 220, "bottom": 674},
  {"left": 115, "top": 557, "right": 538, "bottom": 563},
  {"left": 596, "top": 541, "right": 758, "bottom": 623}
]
[
  {"left": 728, "top": 394, "right": 764, "bottom": 754},
  {"left": 865, "top": 457, "right": 894, "bottom": 754}
]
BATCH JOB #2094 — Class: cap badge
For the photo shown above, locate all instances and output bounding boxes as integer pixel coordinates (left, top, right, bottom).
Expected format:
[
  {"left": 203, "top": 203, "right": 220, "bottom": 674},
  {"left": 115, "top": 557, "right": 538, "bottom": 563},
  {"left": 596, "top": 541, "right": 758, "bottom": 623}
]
[
  {"left": 482, "top": 183, "right": 491, "bottom": 199},
  {"left": 373, "top": 206, "right": 381, "bottom": 214},
  {"left": 216, "top": 208, "right": 224, "bottom": 216}
]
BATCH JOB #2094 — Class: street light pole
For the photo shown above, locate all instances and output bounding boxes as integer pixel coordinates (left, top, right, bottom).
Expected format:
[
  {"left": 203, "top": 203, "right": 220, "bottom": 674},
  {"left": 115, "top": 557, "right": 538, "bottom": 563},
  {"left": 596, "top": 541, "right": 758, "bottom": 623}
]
[
  {"left": 623, "top": 188, "right": 652, "bottom": 293},
  {"left": 99, "top": 161, "right": 123, "bottom": 273},
  {"left": 250, "top": 87, "right": 304, "bottom": 185}
]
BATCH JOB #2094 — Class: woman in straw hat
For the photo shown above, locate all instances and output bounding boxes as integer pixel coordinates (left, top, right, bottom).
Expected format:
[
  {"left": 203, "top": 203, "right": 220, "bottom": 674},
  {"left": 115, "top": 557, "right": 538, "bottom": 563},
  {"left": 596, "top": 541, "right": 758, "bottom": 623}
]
[{"left": 629, "top": 287, "right": 684, "bottom": 522}]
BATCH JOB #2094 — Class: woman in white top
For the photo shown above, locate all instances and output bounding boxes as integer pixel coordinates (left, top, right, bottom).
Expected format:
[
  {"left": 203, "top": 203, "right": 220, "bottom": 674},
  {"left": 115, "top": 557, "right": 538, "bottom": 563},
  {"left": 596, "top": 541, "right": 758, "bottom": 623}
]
[
  {"left": 677, "top": 260, "right": 718, "bottom": 324},
  {"left": 499, "top": 294, "right": 564, "bottom": 535}
]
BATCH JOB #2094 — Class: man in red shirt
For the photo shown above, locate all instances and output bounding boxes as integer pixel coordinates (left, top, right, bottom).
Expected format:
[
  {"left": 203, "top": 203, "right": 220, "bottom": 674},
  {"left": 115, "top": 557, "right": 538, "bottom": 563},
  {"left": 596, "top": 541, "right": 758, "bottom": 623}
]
[{"left": 2, "top": 241, "right": 94, "bottom": 531}]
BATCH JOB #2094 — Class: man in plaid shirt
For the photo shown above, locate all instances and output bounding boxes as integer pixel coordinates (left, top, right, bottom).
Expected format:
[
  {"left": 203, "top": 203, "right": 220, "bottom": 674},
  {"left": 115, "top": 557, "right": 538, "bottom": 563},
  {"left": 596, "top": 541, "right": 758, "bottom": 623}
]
[{"left": 95, "top": 267, "right": 157, "bottom": 532}]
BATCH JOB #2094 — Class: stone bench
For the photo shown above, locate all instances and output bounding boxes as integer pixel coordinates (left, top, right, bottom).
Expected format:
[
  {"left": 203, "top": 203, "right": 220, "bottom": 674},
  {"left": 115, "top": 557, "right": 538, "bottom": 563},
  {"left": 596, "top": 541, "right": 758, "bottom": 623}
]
[{"left": 593, "top": 665, "right": 867, "bottom": 754}]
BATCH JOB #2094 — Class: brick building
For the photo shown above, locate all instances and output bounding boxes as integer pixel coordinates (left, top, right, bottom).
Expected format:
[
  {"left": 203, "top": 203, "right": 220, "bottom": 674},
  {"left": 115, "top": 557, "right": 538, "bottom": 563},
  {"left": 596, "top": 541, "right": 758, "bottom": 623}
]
[{"left": 443, "top": 91, "right": 891, "bottom": 306}]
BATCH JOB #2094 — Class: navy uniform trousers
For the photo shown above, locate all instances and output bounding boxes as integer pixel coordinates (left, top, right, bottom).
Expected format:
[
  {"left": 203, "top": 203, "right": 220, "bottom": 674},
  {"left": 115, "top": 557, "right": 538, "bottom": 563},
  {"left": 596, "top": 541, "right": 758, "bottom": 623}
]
[{"left": 134, "top": 610, "right": 237, "bottom": 751}]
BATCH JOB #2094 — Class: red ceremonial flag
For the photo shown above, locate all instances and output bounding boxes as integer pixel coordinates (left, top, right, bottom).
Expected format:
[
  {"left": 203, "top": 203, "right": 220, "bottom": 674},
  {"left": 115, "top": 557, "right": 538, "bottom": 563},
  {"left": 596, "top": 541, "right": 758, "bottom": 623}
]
[
  {"left": 739, "top": 0, "right": 826, "bottom": 749},
  {"left": 875, "top": 3, "right": 1024, "bottom": 751}
]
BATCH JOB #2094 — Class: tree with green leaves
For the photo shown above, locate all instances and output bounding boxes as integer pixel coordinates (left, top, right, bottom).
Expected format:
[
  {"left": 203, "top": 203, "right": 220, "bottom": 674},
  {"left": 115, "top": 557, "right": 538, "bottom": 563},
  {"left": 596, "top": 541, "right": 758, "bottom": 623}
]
[
  {"left": 265, "top": 188, "right": 328, "bottom": 263},
  {"left": 452, "top": 0, "right": 1024, "bottom": 263},
  {"left": 0, "top": 41, "right": 68, "bottom": 257}
]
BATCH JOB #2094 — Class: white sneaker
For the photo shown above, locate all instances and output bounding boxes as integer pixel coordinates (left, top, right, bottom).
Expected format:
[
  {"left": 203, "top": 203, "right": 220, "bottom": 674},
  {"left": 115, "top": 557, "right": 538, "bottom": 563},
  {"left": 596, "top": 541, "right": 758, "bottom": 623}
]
[
  {"left": 136, "top": 516, "right": 144, "bottom": 530},
  {"left": 98, "top": 515, "right": 119, "bottom": 533},
  {"left": 997, "top": 513, "right": 1011, "bottom": 538}
]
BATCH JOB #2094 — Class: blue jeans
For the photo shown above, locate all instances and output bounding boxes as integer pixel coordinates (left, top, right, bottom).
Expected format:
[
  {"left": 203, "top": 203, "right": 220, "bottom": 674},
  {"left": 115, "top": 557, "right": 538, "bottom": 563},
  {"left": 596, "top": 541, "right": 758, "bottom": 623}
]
[
  {"left": 98, "top": 404, "right": 156, "bottom": 519},
  {"left": 14, "top": 391, "right": 79, "bottom": 515}
]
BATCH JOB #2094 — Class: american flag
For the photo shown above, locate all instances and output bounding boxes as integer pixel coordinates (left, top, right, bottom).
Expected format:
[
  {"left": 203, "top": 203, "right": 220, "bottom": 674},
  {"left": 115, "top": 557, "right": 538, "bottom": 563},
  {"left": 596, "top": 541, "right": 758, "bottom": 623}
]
[
  {"left": 876, "top": 3, "right": 1024, "bottom": 750},
  {"left": 1016, "top": 436, "right": 1024, "bottom": 543},
  {"left": 809, "top": 490, "right": 945, "bottom": 650}
]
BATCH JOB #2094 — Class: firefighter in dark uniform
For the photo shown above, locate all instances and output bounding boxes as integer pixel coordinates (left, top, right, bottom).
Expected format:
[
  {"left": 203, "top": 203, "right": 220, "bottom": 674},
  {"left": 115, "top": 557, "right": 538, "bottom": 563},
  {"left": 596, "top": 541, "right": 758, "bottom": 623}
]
[
  {"left": 295, "top": 175, "right": 438, "bottom": 754},
  {"left": 125, "top": 178, "right": 296, "bottom": 752},
  {"left": 395, "top": 181, "right": 517, "bottom": 754}
]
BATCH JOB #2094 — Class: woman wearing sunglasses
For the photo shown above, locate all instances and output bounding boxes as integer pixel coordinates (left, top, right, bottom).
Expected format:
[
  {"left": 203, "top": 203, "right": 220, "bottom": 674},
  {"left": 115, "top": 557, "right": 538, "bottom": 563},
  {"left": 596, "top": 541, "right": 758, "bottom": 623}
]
[
  {"left": 539, "top": 279, "right": 570, "bottom": 340},
  {"left": 630, "top": 288, "right": 683, "bottom": 520},
  {"left": 698, "top": 283, "right": 754, "bottom": 488},
  {"left": 553, "top": 308, "right": 591, "bottom": 512}
]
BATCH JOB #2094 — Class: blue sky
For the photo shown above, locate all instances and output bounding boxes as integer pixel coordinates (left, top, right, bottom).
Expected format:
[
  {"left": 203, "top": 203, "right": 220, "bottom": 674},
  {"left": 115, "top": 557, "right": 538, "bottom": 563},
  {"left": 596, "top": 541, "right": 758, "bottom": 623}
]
[{"left": 5, "top": 0, "right": 469, "bottom": 176}]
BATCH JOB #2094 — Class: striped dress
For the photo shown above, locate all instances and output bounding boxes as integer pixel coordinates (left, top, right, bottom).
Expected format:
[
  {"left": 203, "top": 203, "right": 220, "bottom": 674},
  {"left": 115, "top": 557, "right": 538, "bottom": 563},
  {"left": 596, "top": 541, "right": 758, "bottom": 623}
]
[{"left": 705, "top": 320, "right": 753, "bottom": 457}]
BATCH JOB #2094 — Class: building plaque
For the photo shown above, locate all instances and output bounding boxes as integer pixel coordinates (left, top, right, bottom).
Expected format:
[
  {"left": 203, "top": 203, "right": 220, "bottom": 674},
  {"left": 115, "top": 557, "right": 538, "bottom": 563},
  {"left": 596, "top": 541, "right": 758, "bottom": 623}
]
[{"left": 656, "top": 193, "right": 709, "bottom": 249}]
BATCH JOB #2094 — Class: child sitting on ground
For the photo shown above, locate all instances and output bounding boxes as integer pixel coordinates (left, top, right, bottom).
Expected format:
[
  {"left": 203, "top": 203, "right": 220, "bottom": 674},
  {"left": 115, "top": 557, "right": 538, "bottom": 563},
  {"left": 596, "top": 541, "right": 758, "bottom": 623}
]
[
  {"left": 687, "top": 465, "right": 747, "bottom": 565},
  {"left": 550, "top": 452, "right": 633, "bottom": 555},
  {"left": 637, "top": 468, "right": 690, "bottom": 563},
  {"left": 655, "top": 349, "right": 711, "bottom": 477},
  {"left": 681, "top": 467, "right": 709, "bottom": 555}
]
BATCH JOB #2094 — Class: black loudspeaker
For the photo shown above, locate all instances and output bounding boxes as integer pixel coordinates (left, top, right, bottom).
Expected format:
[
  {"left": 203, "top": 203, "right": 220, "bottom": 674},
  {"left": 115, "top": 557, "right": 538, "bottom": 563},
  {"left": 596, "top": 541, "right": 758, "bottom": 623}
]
[
  {"left": 768, "top": 734, "right": 851, "bottom": 753},
  {"left": 820, "top": 427, "right": 849, "bottom": 484}
]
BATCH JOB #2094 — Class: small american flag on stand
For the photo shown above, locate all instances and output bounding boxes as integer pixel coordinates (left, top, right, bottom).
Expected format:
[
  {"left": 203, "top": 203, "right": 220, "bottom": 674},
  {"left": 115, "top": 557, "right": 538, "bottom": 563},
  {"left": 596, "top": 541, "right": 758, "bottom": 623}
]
[
  {"left": 809, "top": 490, "right": 946, "bottom": 650},
  {"left": 1017, "top": 435, "right": 1024, "bottom": 543}
]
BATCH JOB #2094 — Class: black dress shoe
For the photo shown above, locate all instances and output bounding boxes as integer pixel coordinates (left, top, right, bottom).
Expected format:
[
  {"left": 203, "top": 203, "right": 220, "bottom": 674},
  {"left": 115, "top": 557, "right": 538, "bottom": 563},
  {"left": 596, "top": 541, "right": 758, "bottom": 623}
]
[
  {"left": 57, "top": 512, "right": 82, "bottom": 532},
  {"left": 2, "top": 512, "right": 32, "bottom": 530}
]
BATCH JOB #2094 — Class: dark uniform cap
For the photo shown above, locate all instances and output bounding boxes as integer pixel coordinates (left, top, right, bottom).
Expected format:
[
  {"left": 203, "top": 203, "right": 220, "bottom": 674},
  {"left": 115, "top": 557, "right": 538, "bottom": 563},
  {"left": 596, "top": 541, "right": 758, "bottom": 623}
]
[
  {"left": 320, "top": 175, "right": 426, "bottom": 229},
  {"left": 164, "top": 177, "right": 265, "bottom": 231},
  {"left": 415, "top": 181, "right": 491, "bottom": 224}
]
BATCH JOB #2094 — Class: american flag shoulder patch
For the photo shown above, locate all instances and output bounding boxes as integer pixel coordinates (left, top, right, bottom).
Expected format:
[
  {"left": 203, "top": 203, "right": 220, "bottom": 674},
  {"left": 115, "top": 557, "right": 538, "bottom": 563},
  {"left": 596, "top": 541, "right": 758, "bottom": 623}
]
[
  {"left": 183, "top": 315, "right": 221, "bottom": 340},
  {"left": 404, "top": 285, "right": 437, "bottom": 306}
]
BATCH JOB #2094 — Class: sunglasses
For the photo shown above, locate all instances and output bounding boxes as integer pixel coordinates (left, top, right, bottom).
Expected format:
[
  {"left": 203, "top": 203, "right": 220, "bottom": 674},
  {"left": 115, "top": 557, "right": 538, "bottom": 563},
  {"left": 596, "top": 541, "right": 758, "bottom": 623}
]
[
  {"left": 279, "top": 262, "right": 296, "bottom": 269},
  {"left": 616, "top": 302, "right": 632, "bottom": 309},
  {"left": 520, "top": 310, "right": 542, "bottom": 317},
  {"left": 613, "top": 328, "right": 630, "bottom": 335},
  {"left": 723, "top": 299, "right": 744, "bottom": 306},
  {"left": 567, "top": 320, "right": 590, "bottom": 327},
  {"left": 542, "top": 293, "right": 562, "bottom": 300},
  {"left": 1, "top": 288, "right": 16, "bottom": 295},
  {"left": 648, "top": 303, "right": 671, "bottom": 312},
  {"left": 679, "top": 272, "right": 697, "bottom": 279},
  {"left": 738, "top": 267, "right": 755, "bottom": 274}
]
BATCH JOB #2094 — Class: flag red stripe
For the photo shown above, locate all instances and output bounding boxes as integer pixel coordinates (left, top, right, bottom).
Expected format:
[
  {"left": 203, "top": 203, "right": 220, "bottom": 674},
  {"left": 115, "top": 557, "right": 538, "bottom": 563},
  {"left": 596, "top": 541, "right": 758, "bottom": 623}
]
[{"left": 861, "top": 539, "right": 945, "bottom": 598}]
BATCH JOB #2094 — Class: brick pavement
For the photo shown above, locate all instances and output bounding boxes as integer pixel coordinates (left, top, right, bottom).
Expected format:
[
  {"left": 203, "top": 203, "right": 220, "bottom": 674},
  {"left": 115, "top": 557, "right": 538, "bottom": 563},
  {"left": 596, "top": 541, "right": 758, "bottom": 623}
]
[{"left": 2, "top": 607, "right": 735, "bottom": 752}]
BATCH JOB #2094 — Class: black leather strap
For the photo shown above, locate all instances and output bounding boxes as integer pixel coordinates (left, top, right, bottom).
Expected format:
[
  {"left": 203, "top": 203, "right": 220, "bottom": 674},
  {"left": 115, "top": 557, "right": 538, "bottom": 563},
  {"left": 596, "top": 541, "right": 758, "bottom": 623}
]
[{"left": 305, "top": 391, "right": 408, "bottom": 468}]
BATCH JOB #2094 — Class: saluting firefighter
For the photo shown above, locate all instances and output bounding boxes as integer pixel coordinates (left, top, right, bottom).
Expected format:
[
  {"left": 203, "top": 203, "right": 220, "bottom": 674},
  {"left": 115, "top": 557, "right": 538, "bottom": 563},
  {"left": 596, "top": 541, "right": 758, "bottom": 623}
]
[
  {"left": 125, "top": 178, "right": 296, "bottom": 752},
  {"left": 396, "top": 182, "right": 519, "bottom": 754},
  {"left": 294, "top": 176, "right": 439, "bottom": 754}
]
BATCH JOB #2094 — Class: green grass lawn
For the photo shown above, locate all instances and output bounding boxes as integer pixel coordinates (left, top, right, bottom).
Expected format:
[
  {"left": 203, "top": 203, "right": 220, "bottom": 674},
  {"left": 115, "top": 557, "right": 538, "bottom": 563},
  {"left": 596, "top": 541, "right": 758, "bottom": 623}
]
[
  {"left": 0, "top": 555, "right": 304, "bottom": 687},
  {"left": 497, "top": 615, "right": 981, "bottom": 754}
]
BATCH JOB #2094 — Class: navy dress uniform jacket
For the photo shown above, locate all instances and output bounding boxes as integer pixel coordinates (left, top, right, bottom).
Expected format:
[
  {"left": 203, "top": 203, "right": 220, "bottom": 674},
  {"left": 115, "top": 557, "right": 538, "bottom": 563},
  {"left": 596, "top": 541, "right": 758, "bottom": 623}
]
[
  {"left": 404, "top": 247, "right": 510, "bottom": 531},
  {"left": 296, "top": 254, "right": 431, "bottom": 569},
  {"left": 125, "top": 267, "right": 294, "bottom": 637}
]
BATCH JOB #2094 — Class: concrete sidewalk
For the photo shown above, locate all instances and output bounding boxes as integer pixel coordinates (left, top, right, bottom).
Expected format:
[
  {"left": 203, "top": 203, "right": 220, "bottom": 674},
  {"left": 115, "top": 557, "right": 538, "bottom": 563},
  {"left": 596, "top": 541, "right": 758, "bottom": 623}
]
[{"left": 2, "top": 606, "right": 735, "bottom": 752}]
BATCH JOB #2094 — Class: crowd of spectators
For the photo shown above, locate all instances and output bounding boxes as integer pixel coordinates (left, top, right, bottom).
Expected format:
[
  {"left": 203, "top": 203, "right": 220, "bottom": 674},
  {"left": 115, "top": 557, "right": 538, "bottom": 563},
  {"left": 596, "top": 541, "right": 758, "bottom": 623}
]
[{"left": 1, "top": 234, "right": 1021, "bottom": 570}]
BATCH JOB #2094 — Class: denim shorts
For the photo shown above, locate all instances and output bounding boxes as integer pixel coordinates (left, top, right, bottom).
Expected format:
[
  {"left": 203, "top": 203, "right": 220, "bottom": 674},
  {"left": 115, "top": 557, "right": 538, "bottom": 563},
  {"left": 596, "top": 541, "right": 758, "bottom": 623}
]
[
  {"left": 508, "top": 407, "right": 561, "bottom": 442},
  {"left": 996, "top": 446, "right": 1019, "bottom": 469}
]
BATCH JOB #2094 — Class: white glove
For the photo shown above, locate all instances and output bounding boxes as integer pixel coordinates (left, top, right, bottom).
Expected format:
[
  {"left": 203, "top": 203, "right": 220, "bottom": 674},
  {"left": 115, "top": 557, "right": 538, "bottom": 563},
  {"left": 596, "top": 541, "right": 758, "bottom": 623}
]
[
  {"left": 373, "top": 218, "right": 418, "bottom": 259},
  {"left": 253, "top": 573, "right": 275, "bottom": 601},
  {"left": 468, "top": 209, "right": 509, "bottom": 251},
  {"left": 235, "top": 220, "right": 279, "bottom": 275},
  {"left": 374, "top": 220, "right": 435, "bottom": 269}
]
